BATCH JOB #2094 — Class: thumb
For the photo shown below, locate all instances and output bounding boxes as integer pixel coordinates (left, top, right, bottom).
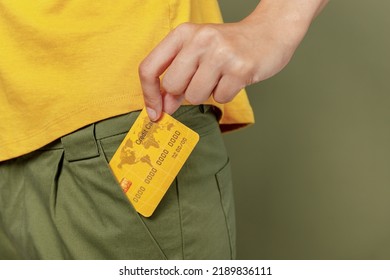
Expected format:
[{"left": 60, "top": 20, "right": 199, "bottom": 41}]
[{"left": 163, "top": 93, "right": 184, "bottom": 116}]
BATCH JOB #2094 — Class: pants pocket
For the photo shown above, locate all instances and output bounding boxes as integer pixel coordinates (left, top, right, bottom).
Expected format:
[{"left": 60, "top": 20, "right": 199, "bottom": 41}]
[
  {"left": 176, "top": 107, "right": 235, "bottom": 259},
  {"left": 49, "top": 127, "right": 173, "bottom": 260},
  {"left": 215, "top": 158, "right": 236, "bottom": 259},
  {"left": 98, "top": 134, "right": 184, "bottom": 259}
]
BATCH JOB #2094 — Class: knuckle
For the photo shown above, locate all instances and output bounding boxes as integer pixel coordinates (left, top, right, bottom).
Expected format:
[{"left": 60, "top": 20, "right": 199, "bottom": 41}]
[
  {"left": 231, "top": 58, "right": 248, "bottom": 72},
  {"left": 144, "top": 94, "right": 161, "bottom": 107},
  {"left": 214, "top": 45, "right": 236, "bottom": 64},
  {"left": 228, "top": 59, "right": 255, "bottom": 83},
  {"left": 161, "top": 78, "right": 181, "bottom": 96},
  {"left": 138, "top": 61, "right": 152, "bottom": 81},
  {"left": 174, "top": 22, "right": 195, "bottom": 36},
  {"left": 195, "top": 26, "right": 220, "bottom": 46}
]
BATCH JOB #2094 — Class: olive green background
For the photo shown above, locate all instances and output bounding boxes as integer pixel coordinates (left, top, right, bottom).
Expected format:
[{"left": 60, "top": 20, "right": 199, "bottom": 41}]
[
  {"left": 2, "top": 1, "right": 390, "bottom": 260},
  {"left": 221, "top": 0, "right": 390, "bottom": 259}
]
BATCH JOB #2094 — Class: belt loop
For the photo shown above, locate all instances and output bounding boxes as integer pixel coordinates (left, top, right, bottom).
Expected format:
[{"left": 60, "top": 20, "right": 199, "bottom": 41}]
[
  {"left": 61, "top": 124, "right": 100, "bottom": 162},
  {"left": 200, "top": 104, "right": 212, "bottom": 114}
]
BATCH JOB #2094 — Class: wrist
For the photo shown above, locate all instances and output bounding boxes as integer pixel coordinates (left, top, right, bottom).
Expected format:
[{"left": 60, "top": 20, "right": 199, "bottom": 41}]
[{"left": 241, "top": 0, "right": 325, "bottom": 51}]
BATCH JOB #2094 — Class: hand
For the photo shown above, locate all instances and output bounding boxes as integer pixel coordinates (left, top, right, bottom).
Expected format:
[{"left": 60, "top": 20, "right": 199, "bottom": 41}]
[{"left": 139, "top": 0, "right": 327, "bottom": 121}]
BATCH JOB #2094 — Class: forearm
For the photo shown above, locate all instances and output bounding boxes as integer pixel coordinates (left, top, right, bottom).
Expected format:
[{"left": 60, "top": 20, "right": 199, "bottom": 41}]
[
  {"left": 251, "top": 0, "right": 329, "bottom": 21},
  {"left": 140, "top": 0, "right": 330, "bottom": 120},
  {"left": 243, "top": 0, "right": 329, "bottom": 49}
]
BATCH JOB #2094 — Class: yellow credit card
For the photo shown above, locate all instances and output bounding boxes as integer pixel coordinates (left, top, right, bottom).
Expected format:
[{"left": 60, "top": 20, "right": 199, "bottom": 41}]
[{"left": 109, "top": 108, "right": 199, "bottom": 217}]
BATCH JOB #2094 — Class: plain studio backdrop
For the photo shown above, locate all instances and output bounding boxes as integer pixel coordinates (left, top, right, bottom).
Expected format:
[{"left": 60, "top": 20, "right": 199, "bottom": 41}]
[
  {"left": 221, "top": 0, "right": 390, "bottom": 259},
  {"left": 1, "top": 1, "right": 390, "bottom": 260}
]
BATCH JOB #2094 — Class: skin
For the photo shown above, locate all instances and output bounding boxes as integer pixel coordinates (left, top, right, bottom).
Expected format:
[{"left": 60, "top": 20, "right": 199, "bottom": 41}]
[{"left": 139, "top": 0, "right": 330, "bottom": 121}]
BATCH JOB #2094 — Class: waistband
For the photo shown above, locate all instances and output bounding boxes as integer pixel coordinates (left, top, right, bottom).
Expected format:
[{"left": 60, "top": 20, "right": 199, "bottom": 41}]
[{"left": 39, "top": 105, "right": 215, "bottom": 162}]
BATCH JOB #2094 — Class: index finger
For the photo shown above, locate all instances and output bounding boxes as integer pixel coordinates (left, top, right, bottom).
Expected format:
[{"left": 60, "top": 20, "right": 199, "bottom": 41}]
[{"left": 138, "top": 27, "right": 187, "bottom": 121}]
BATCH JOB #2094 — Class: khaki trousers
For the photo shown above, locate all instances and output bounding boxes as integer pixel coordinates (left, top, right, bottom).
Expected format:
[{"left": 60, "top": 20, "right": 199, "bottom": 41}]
[{"left": 0, "top": 105, "right": 236, "bottom": 259}]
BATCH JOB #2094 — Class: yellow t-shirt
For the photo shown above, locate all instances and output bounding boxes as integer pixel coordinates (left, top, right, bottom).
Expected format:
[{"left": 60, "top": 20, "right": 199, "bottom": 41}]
[{"left": 0, "top": 0, "right": 254, "bottom": 161}]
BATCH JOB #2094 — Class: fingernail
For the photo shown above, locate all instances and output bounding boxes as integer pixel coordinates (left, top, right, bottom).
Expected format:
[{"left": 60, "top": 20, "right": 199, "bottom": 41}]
[{"left": 146, "top": 107, "right": 157, "bottom": 121}]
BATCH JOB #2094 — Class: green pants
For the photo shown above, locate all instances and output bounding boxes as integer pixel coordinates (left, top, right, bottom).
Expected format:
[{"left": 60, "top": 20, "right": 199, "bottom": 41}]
[{"left": 0, "top": 105, "right": 236, "bottom": 260}]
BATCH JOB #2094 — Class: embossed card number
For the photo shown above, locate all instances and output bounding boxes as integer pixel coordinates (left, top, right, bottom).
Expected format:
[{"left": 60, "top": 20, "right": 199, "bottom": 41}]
[{"left": 109, "top": 108, "right": 199, "bottom": 217}]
